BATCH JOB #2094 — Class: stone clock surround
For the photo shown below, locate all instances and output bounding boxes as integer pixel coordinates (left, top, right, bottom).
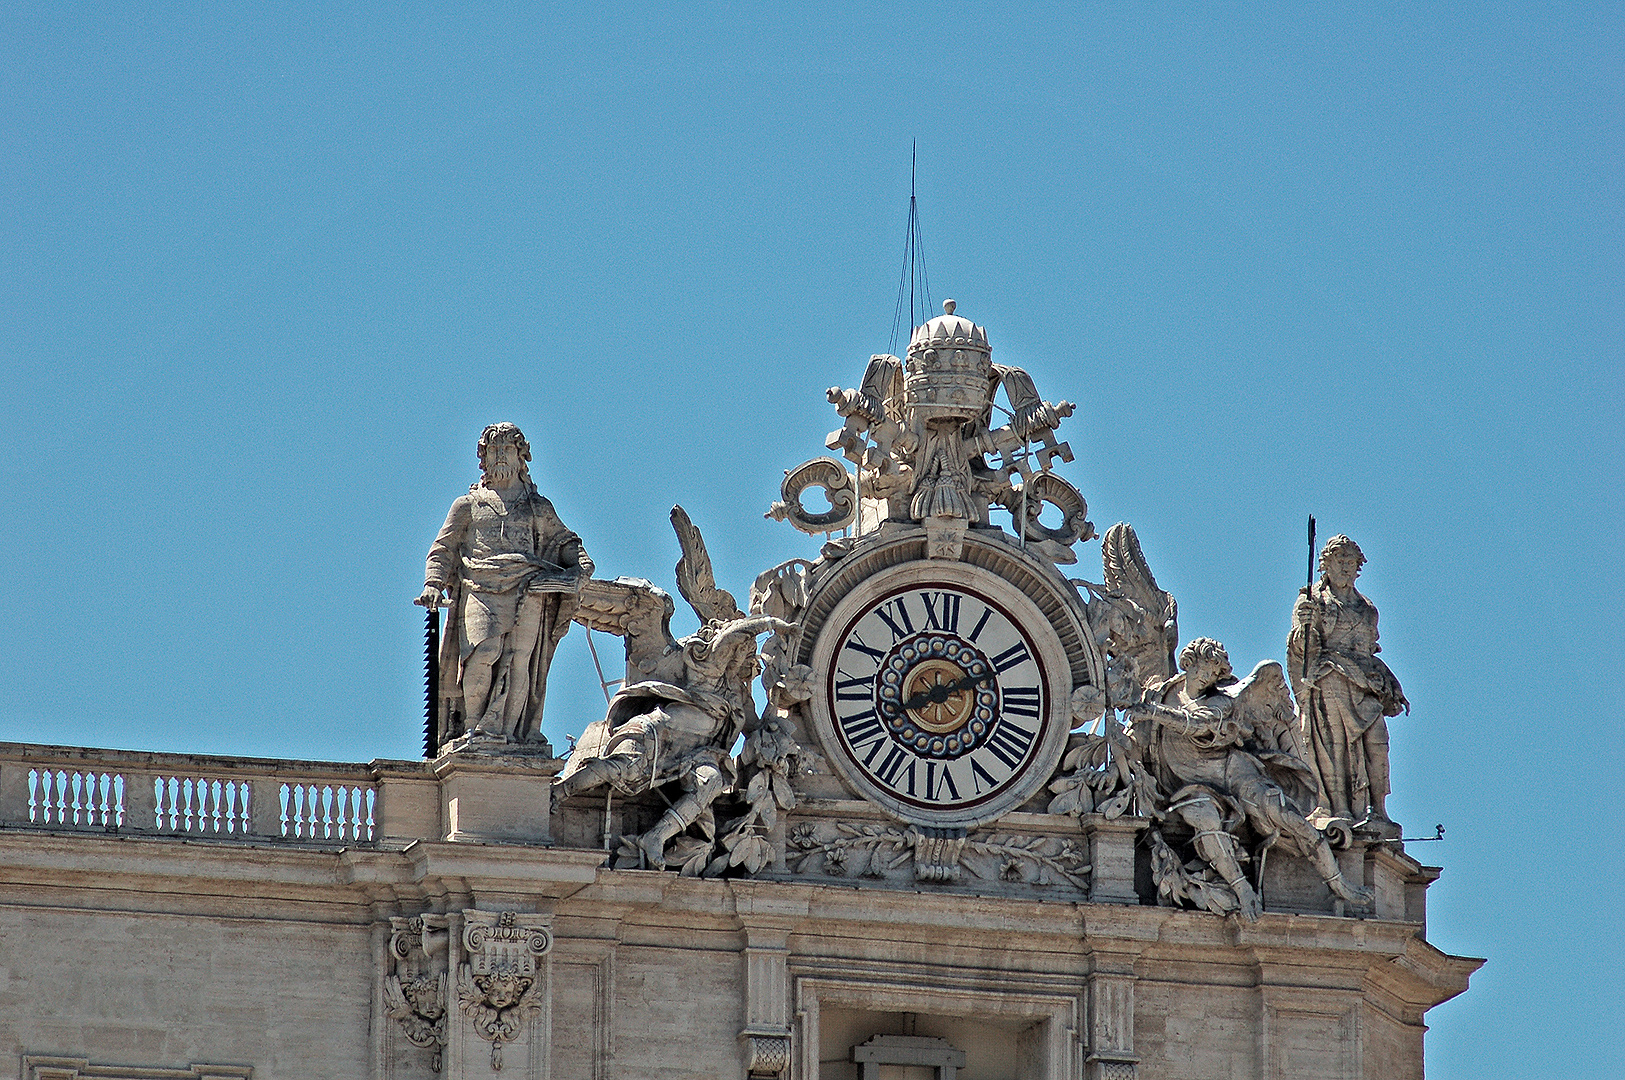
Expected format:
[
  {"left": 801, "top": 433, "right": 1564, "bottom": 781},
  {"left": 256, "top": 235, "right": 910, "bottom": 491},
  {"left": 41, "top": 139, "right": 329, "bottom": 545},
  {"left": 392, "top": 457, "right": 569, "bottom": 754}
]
[
  {"left": 792, "top": 526, "right": 1104, "bottom": 828},
  {"left": 804, "top": 558, "right": 1074, "bottom": 829}
]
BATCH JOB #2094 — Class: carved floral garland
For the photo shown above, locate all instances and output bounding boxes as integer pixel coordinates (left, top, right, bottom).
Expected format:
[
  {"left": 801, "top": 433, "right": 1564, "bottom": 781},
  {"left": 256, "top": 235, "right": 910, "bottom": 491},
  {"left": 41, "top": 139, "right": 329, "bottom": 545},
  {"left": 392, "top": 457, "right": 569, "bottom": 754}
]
[{"left": 787, "top": 821, "right": 1090, "bottom": 889}]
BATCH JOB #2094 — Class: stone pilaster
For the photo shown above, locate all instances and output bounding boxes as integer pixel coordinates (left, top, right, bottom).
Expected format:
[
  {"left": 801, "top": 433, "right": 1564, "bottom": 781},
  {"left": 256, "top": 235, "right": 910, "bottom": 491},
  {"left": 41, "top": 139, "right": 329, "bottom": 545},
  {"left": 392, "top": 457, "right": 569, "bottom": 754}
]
[
  {"left": 739, "top": 925, "right": 792, "bottom": 1077},
  {"left": 732, "top": 884, "right": 806, "bottom": 1078},
  {"left": 1085, "top": 950, "right": 1139, "bottom": 1080}
]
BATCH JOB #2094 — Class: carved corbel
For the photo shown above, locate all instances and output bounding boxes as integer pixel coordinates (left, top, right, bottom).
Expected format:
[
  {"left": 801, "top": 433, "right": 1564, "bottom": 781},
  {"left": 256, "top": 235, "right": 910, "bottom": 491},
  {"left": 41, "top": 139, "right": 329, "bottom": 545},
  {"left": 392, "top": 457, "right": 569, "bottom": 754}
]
[
  {"left": 457, "top": 910, "right": 553, "bottom": 1072},
  {"left": 385, "top": 915, "right": 450, "bottom": 1072},
  {"left": 911, "top": 827, "right": 967, "bottom": 883}
]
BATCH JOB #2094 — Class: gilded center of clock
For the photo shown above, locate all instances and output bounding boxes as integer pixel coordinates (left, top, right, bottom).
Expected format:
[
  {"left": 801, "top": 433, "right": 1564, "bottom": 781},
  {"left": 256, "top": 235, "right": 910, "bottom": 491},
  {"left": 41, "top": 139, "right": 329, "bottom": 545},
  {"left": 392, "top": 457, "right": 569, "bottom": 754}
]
[
  {"left": 875, "top": 634, "right": 1000, "bottom": 760},
  {"left": 901, "top": 658, "right": 977, "bottom": 733}
]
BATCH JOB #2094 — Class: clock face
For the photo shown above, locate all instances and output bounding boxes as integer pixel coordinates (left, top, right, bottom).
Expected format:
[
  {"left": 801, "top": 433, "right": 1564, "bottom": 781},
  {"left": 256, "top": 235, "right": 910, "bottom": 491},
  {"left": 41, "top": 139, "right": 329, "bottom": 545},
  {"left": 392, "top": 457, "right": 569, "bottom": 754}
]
[{"left": 812, "top": 574, "right": 1066, "bottom": 827}]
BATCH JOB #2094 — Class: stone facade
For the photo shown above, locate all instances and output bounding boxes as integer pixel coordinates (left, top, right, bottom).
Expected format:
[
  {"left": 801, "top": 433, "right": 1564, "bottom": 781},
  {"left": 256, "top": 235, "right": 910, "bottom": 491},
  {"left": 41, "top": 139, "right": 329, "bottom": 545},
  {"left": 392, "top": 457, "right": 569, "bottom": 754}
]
[
  {"left": 0, "top": 750, "right": 1476, "bottom": 1078},
  {"left": 0, "top": 301, "right": 1479, "bottom": 1078}
]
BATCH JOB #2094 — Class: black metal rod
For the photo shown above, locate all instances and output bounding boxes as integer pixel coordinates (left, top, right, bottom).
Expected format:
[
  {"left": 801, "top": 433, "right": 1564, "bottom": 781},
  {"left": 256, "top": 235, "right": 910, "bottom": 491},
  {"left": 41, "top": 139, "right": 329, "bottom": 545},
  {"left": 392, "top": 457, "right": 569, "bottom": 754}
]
[{"left": 423, "top": 606, "right": 440, "bottom": 759}]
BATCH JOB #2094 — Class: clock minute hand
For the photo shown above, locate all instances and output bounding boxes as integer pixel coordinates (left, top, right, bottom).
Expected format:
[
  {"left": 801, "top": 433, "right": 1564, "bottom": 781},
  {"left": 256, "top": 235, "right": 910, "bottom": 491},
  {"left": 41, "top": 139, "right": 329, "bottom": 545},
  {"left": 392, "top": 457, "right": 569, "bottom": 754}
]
[{"left": 899, "top": 668, "right": 995, "bottom": 713}]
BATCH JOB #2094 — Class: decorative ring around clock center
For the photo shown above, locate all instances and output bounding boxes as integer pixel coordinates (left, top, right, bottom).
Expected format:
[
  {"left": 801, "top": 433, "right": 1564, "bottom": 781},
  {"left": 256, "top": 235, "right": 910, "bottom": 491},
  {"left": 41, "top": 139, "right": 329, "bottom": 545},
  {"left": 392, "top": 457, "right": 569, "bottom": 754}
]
[{"left": 875, "top": 634, "right": 998, "bottom": 760}]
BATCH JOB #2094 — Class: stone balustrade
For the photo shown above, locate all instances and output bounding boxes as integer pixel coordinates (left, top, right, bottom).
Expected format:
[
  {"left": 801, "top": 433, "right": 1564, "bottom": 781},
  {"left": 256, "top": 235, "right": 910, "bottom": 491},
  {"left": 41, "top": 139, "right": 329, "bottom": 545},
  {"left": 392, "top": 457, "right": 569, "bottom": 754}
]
[{"left": 0, "top": 742, "right": 393, "bottom": 845}]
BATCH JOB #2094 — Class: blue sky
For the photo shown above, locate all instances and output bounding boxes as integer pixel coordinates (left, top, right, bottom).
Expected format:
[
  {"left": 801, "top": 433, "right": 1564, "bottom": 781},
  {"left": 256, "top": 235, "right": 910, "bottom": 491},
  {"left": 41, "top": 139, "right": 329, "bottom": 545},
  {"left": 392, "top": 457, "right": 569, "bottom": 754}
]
[{"left": 2, "top": 4, "right": 1620, "bottom": 1075}]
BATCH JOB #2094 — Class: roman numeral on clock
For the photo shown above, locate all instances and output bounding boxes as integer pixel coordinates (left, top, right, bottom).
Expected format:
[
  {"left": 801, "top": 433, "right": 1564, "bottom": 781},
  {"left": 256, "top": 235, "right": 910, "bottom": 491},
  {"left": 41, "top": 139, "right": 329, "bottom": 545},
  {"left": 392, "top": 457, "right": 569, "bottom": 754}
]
[
  {"left": 1001, "top": 684, "right": 1041, "bottom": 719},
  {"left": 834, "top": 669, "right": 874, "bottom": 701},
  {"left": 873, "top": 744, "right": 910, "bottom": 786},
  {"left": 919, "top": 591, "right": 961, "bottom": 633},
  {"left": 839, "top": 708, "right": 886, "bottom": 751},
  {"left": 842, "top": 635, "right": 886, "bottom": 664},
  {"left": 984, "top": 719, "right": 1037, "bottom": 770},
  {"left": 873, "top": 597, "right": 916, "bottom": 642},
  {"left": 925, "top": 762, "right": 961, "bottom": 802},
  {"left": 990, "top": 640, "right": 1031, "bottom": 673}
]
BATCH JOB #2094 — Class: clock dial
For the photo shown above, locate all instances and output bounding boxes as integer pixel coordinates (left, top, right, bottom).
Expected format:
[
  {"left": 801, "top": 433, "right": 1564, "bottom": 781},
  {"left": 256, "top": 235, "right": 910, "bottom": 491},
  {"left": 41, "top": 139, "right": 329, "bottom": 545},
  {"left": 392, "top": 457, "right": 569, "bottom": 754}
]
[{"left": 826, "top": 583, "right": 1051, "bottom": 820}]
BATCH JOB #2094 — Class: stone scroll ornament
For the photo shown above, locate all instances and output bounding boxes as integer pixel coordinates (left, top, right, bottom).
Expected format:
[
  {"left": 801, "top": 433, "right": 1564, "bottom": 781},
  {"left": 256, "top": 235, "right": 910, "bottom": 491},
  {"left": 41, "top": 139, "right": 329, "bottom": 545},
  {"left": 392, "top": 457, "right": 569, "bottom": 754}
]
[
  {"left": 457, "top": 911, "right": 552, "bottom": 1071},
  {"left": 385, "top": 915, "right": 450, "bottom": 1072},
  {"left": 765, "top": 456, "right": 857, "bottom": 535}
]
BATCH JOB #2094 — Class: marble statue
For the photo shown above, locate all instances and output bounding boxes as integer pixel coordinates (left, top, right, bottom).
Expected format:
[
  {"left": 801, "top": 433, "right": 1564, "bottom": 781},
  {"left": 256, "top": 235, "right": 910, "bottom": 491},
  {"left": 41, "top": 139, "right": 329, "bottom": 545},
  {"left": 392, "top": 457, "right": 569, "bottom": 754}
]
[
  {"left": 1118, "top": 637, "right": 1372, "bottom": 921},
  {"left": 1064, "top": 527, "right": 1371, "bottom": 919},
  {"left": 417, "top": 423, "right": 592, "bottom": 749},
  {"left": 552, "top": 507, "right": 791, "bottom": 867},
  {"left": 1288, "top": 535, "right": 1409, "bottom": 839}
]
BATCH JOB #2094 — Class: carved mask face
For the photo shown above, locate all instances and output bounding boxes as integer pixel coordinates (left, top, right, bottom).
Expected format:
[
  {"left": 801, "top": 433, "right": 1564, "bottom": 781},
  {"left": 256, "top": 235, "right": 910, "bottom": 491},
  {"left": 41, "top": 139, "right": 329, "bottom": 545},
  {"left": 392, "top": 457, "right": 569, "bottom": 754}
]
[
  {"left": 479, "top": 972, "right": 529, "bottom": 1009},
  {"left": 402, "top": 976, "right": 443, "bottom": 1019}
]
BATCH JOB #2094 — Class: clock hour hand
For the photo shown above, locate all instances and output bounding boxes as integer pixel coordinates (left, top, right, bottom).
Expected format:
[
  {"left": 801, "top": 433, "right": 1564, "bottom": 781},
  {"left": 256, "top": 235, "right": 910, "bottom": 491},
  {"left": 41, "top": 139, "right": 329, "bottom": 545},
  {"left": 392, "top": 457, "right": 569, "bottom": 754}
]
[{"left": 899, "top": 668, "right": 995, "bottom": 713}]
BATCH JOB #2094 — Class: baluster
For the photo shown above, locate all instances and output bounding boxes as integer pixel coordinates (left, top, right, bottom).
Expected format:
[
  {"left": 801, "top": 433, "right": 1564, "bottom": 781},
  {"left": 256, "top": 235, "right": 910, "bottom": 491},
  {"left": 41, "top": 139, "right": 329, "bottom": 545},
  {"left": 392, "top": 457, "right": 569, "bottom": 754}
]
[
  {"left": 206, "top": 779, "right": 221, "bottom": 833},
  {"left": 160, "top": 776, "right": 177, "bottom": 830},
  {"left": 332, "top": 786, "right": 346, "bottom": 841},
  {"left": 23, "top": 768, "right": 39, "bottom": 823}
]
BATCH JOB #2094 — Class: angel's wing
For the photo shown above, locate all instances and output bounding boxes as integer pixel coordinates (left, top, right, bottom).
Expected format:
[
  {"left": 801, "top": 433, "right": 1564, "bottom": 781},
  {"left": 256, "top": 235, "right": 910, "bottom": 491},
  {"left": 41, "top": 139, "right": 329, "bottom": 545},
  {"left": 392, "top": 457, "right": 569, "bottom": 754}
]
[
  {"left": 1102, "top": 523, "right": 1168, "bottom": 614},
  {"left": 1230, "top": 661, "right": 1297, "bottom": 747},
  {"left": 672, "top": 505, "right": 743, "bottom": 624},
  {"left": 1090, "top": 522, "right": 1179, "bottom": 684},
  {"left": 384, "top": 976, "right": 412, "bottom": 1020}
]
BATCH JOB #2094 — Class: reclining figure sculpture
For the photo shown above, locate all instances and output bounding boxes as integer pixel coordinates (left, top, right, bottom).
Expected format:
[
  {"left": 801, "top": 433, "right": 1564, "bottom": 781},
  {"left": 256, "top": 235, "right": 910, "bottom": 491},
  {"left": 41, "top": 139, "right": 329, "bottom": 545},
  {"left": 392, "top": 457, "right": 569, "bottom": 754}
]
[{"left": 551, "top": 507, "right": 790, "bottom": 867}]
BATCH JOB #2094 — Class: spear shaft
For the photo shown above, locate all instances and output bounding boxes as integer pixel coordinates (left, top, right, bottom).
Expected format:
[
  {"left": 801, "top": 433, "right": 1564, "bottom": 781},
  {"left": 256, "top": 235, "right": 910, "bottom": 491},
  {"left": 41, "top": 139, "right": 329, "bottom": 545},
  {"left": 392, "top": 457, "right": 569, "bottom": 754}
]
[{"left": 1301, "top": 515, "right": 1316, "bottom": 685}]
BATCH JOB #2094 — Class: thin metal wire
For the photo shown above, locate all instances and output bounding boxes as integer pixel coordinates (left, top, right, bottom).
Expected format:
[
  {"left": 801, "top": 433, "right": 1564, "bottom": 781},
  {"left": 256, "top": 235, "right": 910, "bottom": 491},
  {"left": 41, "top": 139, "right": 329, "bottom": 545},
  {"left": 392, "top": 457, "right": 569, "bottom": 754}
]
[{"left": 889, "top": 141, "right": 933, "bottom": 355}]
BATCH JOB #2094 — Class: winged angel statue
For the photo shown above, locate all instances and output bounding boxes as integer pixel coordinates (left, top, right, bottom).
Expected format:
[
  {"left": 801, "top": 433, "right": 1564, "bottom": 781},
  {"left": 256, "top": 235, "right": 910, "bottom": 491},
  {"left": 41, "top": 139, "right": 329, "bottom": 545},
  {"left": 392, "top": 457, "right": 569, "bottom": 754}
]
[
  {"left": 1055, "top": 524, "right": 1371, "bottom": 921},
  {"left": 551, "top": 507, "right": 792, "bottom": 869}
]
